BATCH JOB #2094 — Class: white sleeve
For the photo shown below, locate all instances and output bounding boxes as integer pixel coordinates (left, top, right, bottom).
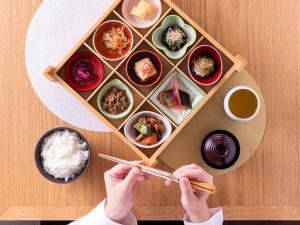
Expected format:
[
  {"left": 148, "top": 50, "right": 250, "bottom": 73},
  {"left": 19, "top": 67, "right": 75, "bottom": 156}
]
[
  {"left": 183, "top": 208, "right": 223, "bottom": 225},
  {"left": 69, "top": 200, "right": 137, "bottom": 225}
]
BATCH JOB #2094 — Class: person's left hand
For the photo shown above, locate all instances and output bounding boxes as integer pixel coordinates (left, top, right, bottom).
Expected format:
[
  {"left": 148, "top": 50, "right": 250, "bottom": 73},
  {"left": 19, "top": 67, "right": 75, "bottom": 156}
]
[{"left": 104, "top": 163, "right": 150, "bottom": 223}]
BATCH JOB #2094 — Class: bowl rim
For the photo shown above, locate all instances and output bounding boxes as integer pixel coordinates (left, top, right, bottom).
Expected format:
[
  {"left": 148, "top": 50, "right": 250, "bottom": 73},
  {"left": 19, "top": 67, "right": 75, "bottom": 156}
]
[
  {"left": 97, "top": 79, "right": 134, "bottom": 119},
  {"left": 126, "top": 50, "right": 163, "bottom": 87},
  {"left": 188, "top": 44, "right": 223, "bottom": 86},
  {"left": 124, "top": 111, "right": 172, "bottom": 149},
  {"left": 93, "top": 20, "right": 134, "bottom": 61},
  {"left": 224, "top": 85, "right": 261, "bottom": 122},
  {"left": 65, "top": 52, "right": 104, "bottom": 92},
  {"left": 34, "top": 127, "right": 91, "bottom": 184},
  {"left": 121, "top": 0, "right": 162, "bottom": 29},
  {"left": 152, "top": 15, "right": 197, "bottom": 59}
]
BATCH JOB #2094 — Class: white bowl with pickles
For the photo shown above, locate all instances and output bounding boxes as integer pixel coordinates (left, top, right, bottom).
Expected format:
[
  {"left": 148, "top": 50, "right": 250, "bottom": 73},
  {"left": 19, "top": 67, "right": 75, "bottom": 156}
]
[{"left": 124, "top": 111, "right": 172, "bottom": 148}]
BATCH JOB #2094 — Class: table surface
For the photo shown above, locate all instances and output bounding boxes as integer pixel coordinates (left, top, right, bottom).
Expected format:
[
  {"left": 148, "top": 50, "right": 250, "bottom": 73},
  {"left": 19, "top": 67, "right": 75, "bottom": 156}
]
[{"left": 0, "top": 0, "right": 299, "bottom": 221}]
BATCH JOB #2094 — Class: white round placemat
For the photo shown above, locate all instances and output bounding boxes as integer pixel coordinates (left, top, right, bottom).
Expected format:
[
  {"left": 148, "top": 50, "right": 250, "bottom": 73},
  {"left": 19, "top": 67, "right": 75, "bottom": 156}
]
[{"left": 25, "top": 0, "right": 116, "bottom": 132}]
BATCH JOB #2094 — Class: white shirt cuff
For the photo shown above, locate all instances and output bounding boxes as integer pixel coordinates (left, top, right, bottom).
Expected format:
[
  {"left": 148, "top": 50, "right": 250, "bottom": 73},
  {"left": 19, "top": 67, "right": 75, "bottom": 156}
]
[
  {"left": 183, "top": 208, "right": 223, "bottom": 225},
  {"left": 69, "top": 200, "right": 137, "bottom": 225}
]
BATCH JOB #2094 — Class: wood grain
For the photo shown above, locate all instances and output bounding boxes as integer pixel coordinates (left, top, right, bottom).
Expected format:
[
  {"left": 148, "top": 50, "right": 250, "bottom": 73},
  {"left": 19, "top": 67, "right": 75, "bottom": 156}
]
[{"left": 0, "top": 0, "right": 299, "bottom": 221}]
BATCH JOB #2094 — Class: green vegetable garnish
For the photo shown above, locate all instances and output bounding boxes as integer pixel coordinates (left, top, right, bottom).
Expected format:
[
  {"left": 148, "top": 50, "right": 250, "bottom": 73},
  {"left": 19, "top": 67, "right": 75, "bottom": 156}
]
[{"left": 136, "top": 122, "right": 153, "bottom": 136}]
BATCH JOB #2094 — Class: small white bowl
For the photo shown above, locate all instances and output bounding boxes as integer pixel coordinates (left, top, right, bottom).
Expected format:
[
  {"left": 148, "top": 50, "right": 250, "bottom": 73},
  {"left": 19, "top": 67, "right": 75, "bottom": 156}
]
[
  {"left": 124, "top": 111, "right": 172, "bottom": 148},
  {"left": 224, "top": 86, "right": 260, "bottom": 122},
  {"left": 122, "top": 0, "right": 162, "bottom": 29}
]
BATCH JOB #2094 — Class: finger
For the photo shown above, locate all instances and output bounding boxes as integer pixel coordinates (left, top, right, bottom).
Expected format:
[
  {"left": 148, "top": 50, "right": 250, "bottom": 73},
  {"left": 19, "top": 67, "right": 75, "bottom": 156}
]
[
  {"left": 177, "top": 168, "right": 213, "bottom": 184},
  {"left": 104, "top": 164, "right": 131, "bottom": 182},
  {"left": 136, "top": 175, "right": 150, "bottom": 182},
  {"left": 164, "top": 179, "right": 173, "bottom": 186},
  {"left": 173, "top": 164, "right": 200, "bottom": 176},
  {"left": 123, "top": 167, "right": 143, "bottom": 187},
  {"left": 105, "top": 161, "right": 146, "bottom": 177},
  {"left": 142, "top": 173, "right": 151, "bottom": 179},
  {"left": 107, "top": 164, "right": 132, "bottom": 176},
  {"left": 179, "top": 177, "right": 194, "bottom": 201}
]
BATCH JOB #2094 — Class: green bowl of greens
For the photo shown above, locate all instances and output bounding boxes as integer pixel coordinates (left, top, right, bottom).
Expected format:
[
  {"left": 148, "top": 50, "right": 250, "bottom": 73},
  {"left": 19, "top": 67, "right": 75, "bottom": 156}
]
[{"left": 152, "top": 15, "right": 196, "bottom": 59}]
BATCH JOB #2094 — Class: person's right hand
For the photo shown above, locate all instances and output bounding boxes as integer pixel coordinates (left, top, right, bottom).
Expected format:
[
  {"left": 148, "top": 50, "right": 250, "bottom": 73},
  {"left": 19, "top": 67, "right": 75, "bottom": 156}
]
[
  {"left": 104, "top": 163, "right": 150, "bottom": 223},
  {"left": 165, "top": 164, "right": 214, "bottom": 223}
]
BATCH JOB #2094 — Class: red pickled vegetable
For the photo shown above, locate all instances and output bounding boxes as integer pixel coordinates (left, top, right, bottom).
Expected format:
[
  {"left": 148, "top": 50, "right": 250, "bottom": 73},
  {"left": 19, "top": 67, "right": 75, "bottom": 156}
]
[
  {"left": 73, "top": 60, "right": 98, "bottom": 86},
  {"left": 172, "top": 78, "right": 184, "bottom": 115}
]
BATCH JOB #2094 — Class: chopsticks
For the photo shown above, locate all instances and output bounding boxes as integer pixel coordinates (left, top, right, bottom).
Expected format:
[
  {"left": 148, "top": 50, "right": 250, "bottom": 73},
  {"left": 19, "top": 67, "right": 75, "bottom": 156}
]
[{"left": 99, "top": 153, "right": 216, "bottom": 194}]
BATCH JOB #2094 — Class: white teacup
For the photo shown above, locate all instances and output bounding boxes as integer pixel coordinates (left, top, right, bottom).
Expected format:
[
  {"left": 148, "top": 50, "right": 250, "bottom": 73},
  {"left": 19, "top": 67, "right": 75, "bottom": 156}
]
[{"left": 224, "top": 86, "right": 260, "bottom": 122}]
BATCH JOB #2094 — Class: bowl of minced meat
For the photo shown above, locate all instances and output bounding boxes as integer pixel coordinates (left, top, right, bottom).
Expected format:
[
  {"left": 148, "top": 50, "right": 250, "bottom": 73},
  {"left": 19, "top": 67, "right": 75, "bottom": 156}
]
[{"left": 35, "top": 127, "right": 91, "bottom": 184}]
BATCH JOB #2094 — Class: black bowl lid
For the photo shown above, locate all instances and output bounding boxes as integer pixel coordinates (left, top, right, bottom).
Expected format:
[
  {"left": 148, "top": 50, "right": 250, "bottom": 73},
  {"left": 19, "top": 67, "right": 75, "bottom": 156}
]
[{"left": 201, "top": 130, "right": 240, "bottom": 169}]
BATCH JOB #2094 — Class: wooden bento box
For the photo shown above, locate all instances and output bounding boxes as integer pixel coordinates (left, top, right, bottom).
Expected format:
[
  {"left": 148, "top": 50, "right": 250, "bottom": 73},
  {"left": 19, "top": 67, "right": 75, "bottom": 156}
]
[{"left": 44, "top": 0, "right": 246, "bottom": 166}]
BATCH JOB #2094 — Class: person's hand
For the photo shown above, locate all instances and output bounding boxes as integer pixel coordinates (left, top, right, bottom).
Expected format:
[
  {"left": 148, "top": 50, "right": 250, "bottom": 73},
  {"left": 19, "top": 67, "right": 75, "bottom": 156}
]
[
  {"left": 165, "top": 164, "right": 214, "bottom": 223},
  {"left": 104, "top": 163, "right": 150, "bottom": 223}
]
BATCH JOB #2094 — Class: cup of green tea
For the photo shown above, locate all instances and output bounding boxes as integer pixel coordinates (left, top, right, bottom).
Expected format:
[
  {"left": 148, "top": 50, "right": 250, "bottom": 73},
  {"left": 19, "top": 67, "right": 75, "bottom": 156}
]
[{"left": 224, "top": 86, "right": 260, "bottom": 122}]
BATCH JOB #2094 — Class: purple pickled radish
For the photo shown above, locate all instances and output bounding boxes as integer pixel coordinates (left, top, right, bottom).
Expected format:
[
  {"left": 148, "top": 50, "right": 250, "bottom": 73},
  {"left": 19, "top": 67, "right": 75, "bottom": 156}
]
[{"left": 74, "top": 60, "right": 98, "bottom": 85}]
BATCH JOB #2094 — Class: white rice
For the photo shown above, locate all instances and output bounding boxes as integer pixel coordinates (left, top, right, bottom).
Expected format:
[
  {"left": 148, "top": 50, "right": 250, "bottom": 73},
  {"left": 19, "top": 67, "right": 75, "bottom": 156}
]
[{"left": 41, "top": 130, "right": 89, "bottom": 181}]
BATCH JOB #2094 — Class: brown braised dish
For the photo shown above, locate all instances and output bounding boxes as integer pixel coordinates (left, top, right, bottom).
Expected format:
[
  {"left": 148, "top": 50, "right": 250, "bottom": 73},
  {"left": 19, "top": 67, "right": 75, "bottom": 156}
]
[
  {"left": 102, "top": 86, "right": 129, "bottom": 115},
  {"left": 133, "top": 116, "right": 164, "bottom": 145}
]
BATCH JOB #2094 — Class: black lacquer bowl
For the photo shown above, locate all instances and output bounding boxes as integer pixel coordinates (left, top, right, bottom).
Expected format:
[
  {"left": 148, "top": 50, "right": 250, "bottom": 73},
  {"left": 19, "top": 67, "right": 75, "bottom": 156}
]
[
  {"left": 35, "top": 127, "right": 91, "bottom": 184},
  {"left": 201, "top": 130, "right": 240, "bottom": 169}
]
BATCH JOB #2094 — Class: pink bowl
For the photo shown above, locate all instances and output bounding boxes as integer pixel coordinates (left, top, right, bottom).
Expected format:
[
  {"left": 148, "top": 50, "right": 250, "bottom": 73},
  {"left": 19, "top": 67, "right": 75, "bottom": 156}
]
[{"left": 188, "top": 45, "right": 223, "bottom": 86}]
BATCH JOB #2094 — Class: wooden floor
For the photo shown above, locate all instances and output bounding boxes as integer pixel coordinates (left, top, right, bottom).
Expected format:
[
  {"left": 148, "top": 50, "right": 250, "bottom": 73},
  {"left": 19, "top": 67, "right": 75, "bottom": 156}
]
[{"left": 1, "top": 221, "right": 300, "bottom": 225}]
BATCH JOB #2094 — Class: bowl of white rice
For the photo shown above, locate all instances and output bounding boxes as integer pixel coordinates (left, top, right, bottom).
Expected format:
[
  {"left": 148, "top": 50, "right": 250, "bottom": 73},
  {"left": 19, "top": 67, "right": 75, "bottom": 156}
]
[{"left": 35, "top": 127, "right": 91, "bottom": 184}]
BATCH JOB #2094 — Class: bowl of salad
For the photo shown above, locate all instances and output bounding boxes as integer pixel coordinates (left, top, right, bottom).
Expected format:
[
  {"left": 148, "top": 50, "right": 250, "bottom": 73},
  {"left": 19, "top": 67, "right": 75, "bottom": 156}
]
[
  {"left": 93, "top": 20, "right": 134, "bottom": 61},
  {"left": 152, "top": 15, "right": 196, "bottom": 59}
]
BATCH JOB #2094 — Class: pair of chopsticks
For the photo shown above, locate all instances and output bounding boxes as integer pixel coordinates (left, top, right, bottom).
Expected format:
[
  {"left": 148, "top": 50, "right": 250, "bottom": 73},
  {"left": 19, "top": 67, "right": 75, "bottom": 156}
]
[{"left": 99, "top": 153, "right": 216, "bottom": 194}]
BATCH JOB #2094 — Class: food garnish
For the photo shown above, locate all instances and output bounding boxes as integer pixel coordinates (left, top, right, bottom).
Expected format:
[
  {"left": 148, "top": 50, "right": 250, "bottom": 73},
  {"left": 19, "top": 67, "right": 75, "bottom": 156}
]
[
  {"left": 102, "top": 26, "right": 129, "bottom": 54},
  {"left": 172, "top": 78, "right": 184, "bottom": 115},
  {"left": 162, "top": 25, "right": 187, "bottom": 51},
  {"left": 192, "top": 56, "right": 215, "bottom": 78}
]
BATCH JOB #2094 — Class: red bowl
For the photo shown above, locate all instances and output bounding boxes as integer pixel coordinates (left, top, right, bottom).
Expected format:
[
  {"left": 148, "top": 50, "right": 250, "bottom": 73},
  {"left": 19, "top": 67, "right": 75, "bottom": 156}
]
[
  {"left": 126, "top": 50, "right": 163, "bottom": 87},
  {"left": 188, "top": 45, "right": 223, "bottom": 86},
  {"left": 66, "top": 52, "right": 104, "bottom": 92},
  {"left": 93, "top": 20, "right": 133, "bottom": 61}
]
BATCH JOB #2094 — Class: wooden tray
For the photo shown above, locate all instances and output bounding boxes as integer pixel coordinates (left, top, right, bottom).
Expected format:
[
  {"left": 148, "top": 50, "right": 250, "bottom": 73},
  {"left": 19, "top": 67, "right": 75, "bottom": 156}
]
[
  {"left": 44, "top": 0, "right": 246, "bottom": 166},
  {"left": 160, "top": 69, "right": 266, "bottom": 176}
]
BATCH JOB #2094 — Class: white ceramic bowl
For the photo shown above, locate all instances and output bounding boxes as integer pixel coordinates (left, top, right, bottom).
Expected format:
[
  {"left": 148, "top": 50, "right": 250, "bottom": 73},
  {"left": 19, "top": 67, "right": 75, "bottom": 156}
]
[
  {"left": 122, "top": 0, "right": 162, "bottom": 29},
  {"left": 224, "top": 86, "right": 260, "bottom": 122},
  {"left": 124, "top": 111, "right": 172, "bottom": 148}
]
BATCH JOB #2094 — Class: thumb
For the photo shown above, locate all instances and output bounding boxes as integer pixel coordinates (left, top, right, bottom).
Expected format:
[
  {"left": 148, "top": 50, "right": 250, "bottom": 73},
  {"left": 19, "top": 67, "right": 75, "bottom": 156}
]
[
  {"left": 179, "top": 177, "right": 194, "bottom": 201},
  {"left": 123, "top": 167, "right": 141, "bottom": 187}
]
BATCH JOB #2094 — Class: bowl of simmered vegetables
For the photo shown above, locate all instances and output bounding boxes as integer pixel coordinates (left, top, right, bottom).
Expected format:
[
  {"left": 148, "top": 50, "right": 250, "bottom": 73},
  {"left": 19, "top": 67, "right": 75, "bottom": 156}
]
[{"left": 124, "top": 111, "right": 172, "bottom": 148}]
